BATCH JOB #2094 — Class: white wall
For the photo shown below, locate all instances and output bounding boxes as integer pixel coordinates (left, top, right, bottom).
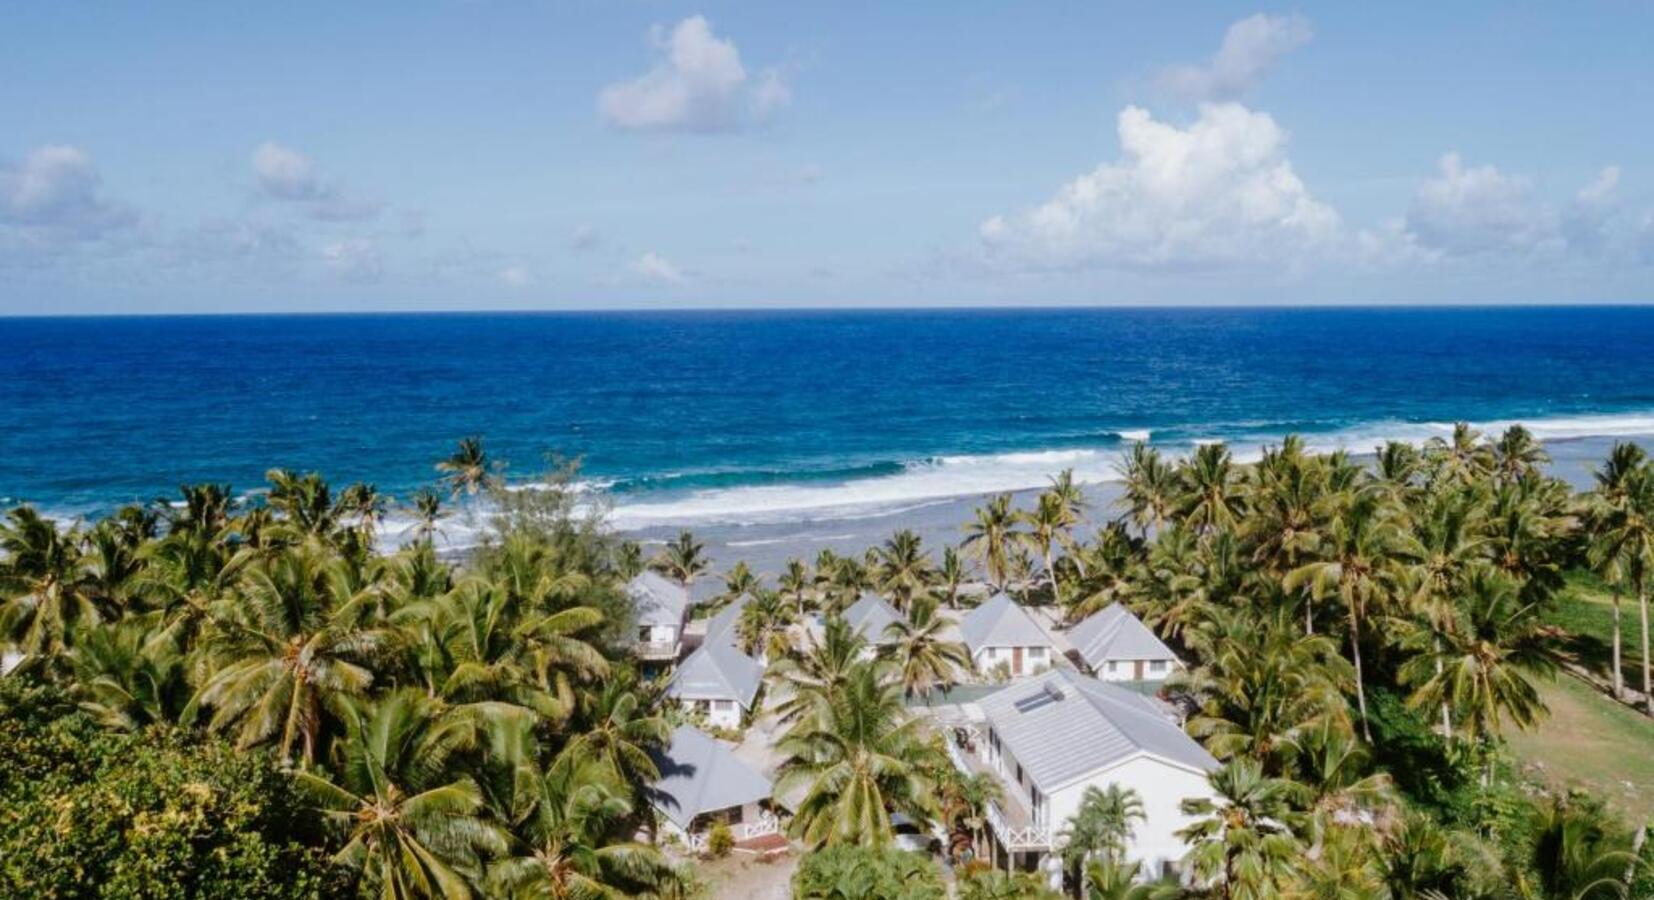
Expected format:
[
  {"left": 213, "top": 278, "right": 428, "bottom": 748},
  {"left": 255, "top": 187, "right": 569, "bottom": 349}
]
[
  {"left": 679, "top": 695, "right": 745, "bottom": 729},
  {"left": 639, "top": 623, "right": 681, "bottom": 645},
  {"left": 973, "top": 644, "right": 1054, "bottom": 677},
  {"left": 1095, "top": 657, "right": 1178, "bottom": 682},
  {"left": 1045, "top": 756, "right": 1215, "bottom": 877}
]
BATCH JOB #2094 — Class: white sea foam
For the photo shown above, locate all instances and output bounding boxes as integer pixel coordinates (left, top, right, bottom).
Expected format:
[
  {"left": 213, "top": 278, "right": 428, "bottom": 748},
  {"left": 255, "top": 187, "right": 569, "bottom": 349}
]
[
  {"left": 601, "top": 410, "right": 1654, "bottom": 529},
  {"left": 1119, "top": 429, "right": 1152, "bottom": 442}
]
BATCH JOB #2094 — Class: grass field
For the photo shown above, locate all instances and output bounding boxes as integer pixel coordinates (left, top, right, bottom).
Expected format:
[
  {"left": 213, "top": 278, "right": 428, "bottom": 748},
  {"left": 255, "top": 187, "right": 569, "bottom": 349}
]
[
  {"left": 1507, "top": 673, "right": 1654, "bottom": 826},
  {"left": 1552, "top": 571, "right": 1649, "bottom": 684}
]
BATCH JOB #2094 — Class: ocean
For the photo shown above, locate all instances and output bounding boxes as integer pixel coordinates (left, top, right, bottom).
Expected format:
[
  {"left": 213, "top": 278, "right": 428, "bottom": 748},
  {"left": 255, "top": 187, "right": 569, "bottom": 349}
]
[{"left": 5, "top": 307, "right": 1654, "bottom": 548}]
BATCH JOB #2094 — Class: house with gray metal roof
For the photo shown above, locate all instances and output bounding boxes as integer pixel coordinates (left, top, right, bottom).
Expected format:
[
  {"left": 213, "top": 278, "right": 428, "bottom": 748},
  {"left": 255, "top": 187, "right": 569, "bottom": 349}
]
[
  {"left": 1066, "top": 604, "right": 1181, "bottom": 682},
  {"left": 843, "top": 592, "right": 904, "bottom": 657},
  {"left": 957, "top": 592, "right": 1056, "bottom": 678},
  {"left": 666, "top": 595, "right": 764, "bottom": 729},
  {"left": 627, "top": 572, "right": 692, "bottom": 662},
  {"left": 648, "top": 725, "right": 780, "bottom": 849},
  {"left": 939, "top": 667, "right": 1217, "bottom": 883}
]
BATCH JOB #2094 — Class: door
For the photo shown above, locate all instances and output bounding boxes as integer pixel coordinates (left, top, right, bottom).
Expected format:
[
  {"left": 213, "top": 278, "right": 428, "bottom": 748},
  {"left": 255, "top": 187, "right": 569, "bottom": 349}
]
[
  {"left": 1012, "top": 647, "right": 1023, "bottom": 675},
  {"left": 1134, "top": 660, "right": 1145, "bottom": 680}
]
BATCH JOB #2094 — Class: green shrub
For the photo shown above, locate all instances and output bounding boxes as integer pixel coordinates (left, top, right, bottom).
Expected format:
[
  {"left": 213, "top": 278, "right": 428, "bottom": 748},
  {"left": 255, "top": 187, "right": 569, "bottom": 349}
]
[
  {"left": 0, "top": 677, "right": 341, "bottom": 899},
  {"left": 791, "top": 845, "right": 944, "bottom": 900},
  {"left": 707, "top": 821, "right": 735, "bottom": 858}
]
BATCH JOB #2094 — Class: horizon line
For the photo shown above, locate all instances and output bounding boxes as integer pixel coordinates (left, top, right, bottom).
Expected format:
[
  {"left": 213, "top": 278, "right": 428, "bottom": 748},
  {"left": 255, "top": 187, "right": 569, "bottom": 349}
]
[{"left": 7, "top": 299, "right": 1654, "bottom": 320}]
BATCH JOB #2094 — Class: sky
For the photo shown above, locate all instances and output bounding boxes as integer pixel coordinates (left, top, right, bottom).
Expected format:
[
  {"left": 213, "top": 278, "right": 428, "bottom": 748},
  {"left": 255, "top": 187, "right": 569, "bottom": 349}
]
[{"left": 3, "top": 2, "right": 1653, "bottom": 314}]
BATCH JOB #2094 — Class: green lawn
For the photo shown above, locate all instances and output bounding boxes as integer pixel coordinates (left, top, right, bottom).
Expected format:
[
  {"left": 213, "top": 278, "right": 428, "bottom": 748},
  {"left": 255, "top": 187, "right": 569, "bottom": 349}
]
[
  {"left": 1507, "top": 673, "right": 1654, "bottom": 826},
  {"left": 1551, "top": 571, "right": 1648, "bottom": 681}
]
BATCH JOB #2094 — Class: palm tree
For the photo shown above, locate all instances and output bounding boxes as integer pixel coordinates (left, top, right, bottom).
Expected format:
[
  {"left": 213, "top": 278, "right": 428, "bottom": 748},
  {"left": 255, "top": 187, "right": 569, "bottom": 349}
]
[
  {"left": 766, "top": 615, "right": 868, "bottom": 728},
  {"left": 558, "top": 674, "right": 672, "bottom": 793},
  {"left": 66, "top": 617, "right": 191, "bottom": 731},
  {"left": 1083, "top": 857, "right": 1179, "bottom": 900},
  {"left": 735, "top": 588, "right": 797, "bottom": 662},
  {"left": 1179, "top": 758, "right": 1306, "bottom": 900},
  {"left": 1396, "top": 487, "right": 1489, "bottom": 737},
  {"left": 1587, "top": 443, "right": 1649, "bottom": 701},
  {"left": 490, "top": 751, "right": 679, "bottom": 899},
  {"left": 775, "top": 661, "right": 940, "bottom": 848},
  {"left": 1518, "top": 797, "right": 1639, "bottom": 900},
  {"left": 0, "top": 506, "right": 95, "bottom": 663},
  {"left": 1398, "top": 566, "right": 1563, "bottom": 773},
  {"left": 937, "top": 545, "right": 968, "bottom": 610},
  {"left": 407, "top": 487, "right": 450, "bottom": 547},
  {"left": 713, "top": 560, "right": 761, "bottom": 613},
  {"left": 339, "top": 482, "right": 386, "bottom": 545},
  {"left": 941, "top": 769, "right": 1004, "bottom": 864},
  {"left": 1492, "top": 424, "right": 1550, "bottom": 484},
  {"left": 872, "top": 529, "right": 936, "bottom": 612},
  {"left": 297, "top": 690, "right": 507, "bottom": 898},
  {"left": 1586, "top": 465, "right": 1654, "bottom": 715},
  {"left": 1424, "top": 423, "right": 1495, "bottom": 487},
  {"left": 1117, "top": 443, "right": 1177, "bottom": 538},
  {"left": 438, "top": 436, "right": 500, "bottom": 500},
  {"left": 1179, "top": 442, "right": 1247, "bottom": 536},
  {"left": 1286, "top": 490, "right": 1408, "bottom": 740},
  {"left": 1060, "top": 784, "right": 1146, "bottom": 895},
  {"left": 779, "top": 557, "right": 814, "bottom": 618},
  {"left": 191, "top": 543, "right": 386, "bottom": 765},
  {"left": 1017, "top": 492, "right": 1072, "bottom": 604},
  {"left": 963, "top": 494, "right": 1018, "bottom": 591},
  {"left": 648, "top": 531, "right": 709, "bottom": 598},
  {"left": 879, "top": 596, "right": 970, "bottom": 699}
]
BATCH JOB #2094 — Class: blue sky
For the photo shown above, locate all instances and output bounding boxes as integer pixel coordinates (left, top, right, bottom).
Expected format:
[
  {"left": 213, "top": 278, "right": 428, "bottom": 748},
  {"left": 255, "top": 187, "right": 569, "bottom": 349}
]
[{"left": 3, "top": 2, "right": 1652, "bottom": 313}]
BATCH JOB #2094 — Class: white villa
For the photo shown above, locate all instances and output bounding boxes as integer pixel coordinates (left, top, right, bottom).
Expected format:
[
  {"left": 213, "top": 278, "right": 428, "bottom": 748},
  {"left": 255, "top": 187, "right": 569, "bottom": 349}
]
[
  {"left": 627, "top": 571, "right": 692, "bottom": 663},
  {"left": 938, "top": 668, "right": 1218, "bottom": 883},
  {"left": 1067, "top": 604, "right": 1182, "bottom": 682},
  {"left": 666, "top": 596, "right": 764, "bottom": 729},
  {"left": 842, "top": 591, "right": 904, "bottom": 658},
  {"left": 648, "top": 725, "right": 781, "bottom": 851},
  {"left": 958, "top": 592, "right": 1056, "bottom": 678}
]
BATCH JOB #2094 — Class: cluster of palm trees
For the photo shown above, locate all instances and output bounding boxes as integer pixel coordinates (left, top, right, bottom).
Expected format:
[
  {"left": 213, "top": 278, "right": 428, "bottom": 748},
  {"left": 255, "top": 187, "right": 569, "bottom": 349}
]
[{"left": 0, "top": 441, "right": 691, "bottom": 899}]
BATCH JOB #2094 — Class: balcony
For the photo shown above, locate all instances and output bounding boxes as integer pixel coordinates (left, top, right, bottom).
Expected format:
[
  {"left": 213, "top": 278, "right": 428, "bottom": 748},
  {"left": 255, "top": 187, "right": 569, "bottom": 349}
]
[
  {"left": 633, "top": 639, "right": 682, "bottom": 661},
  {"left": 941, "top": 727, "right": 1053, "bottom": 851}
]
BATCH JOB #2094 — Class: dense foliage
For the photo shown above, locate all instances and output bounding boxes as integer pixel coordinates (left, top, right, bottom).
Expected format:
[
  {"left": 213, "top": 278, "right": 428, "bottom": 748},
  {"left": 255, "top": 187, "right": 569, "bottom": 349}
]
[{"left": 4, "top": 426, "right": 1654, "bottom": 899}]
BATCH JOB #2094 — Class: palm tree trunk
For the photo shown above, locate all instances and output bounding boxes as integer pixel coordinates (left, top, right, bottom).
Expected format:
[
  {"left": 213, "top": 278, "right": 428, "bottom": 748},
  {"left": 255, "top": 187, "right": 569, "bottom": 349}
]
[
  {"left": 1305, "top": 597, "right": 1314, "bottom": 636},
  {"left": 1349, "top": 612, "right": 1372, "bottom": 741},
  {"left": 1612, "top": 587, "right": 1624, "bottom": 700},
  {"left": 1435, "top": 636, "right": 1451, "bottom": 740},
  {"left": 1640, "top": 586, "right": 1652, "bottom": 716},
  {"left": 1044, "top": 549, "right": 1059, "bottom": 605}
]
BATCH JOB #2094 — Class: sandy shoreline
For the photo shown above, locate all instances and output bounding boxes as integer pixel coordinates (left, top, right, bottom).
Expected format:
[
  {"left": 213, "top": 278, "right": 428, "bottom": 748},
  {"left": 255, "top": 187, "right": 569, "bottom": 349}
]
[{"left": 616, "top": 432, "right": 1644, "bottom": 601}]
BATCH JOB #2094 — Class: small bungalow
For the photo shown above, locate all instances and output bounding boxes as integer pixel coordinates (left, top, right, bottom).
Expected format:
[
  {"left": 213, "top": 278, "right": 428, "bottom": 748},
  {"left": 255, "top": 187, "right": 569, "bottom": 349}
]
[
  {"left": 627, "top": 571, "right": 691, "bottom": 663},
  {"left": 667, "top": 596, "right": 763, "bottom": 729},
  {"left": 1066, "top": 604, "right": 1181, "bottom": 682},
  {"left": 958, "top": 592, "right": 1056, "bottom": 678},
  {"left": 648, "top": 725, "right": 781, "bottom": 851},
  {"left": 842, "top": 591, "right": 904, "bottom": 659}
]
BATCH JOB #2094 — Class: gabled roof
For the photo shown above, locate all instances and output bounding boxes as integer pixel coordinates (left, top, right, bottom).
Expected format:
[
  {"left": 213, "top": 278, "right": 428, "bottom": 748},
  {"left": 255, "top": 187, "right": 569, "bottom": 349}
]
[
  {"left": 647, "top": 725, "right": 773, "bottom": 830},
  {"left": 628, "top": 572, "right": 691, "bottom": 628},
  {"left": 843, "top": 592, "right": 904, "bottom": 645},
  {"left": 977, "top": 668, "right": 1217, "bottom": 791},
  {"left": 704, "top": 595, "right": 749, "bottom": 645},
  {"left": 667, "top": 639, "right": 763, "bottom": 708},
  {"left": 958, "top": 592, "right": 1051, "bottom": 654},
  {"left": 1067, "top": 604, "right": 1178, "bottom": 670}
]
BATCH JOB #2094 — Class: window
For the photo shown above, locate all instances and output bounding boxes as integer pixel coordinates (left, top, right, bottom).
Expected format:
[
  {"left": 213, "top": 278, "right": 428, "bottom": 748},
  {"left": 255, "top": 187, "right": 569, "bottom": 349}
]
[
  {"left": 1107, "top": 661, "right": 1119, "bottom": 674},
  {"left": 713, "top": 699, "right": 734, "bottom": 712},
  {"left": 697, "top": 700, "right": 712, "bottom": 712},
  {"left": 726, "top": 805, "right": 745, "bottom": 825},
  {"left": 638, "top": 627, "right": 654, "bottom": 643},
  {"left": 1149, "top": 659, "right": 1168, "bottom": 673},
  {"left": 1028, "top": 646, "right": 1046, "bottom": 658}
]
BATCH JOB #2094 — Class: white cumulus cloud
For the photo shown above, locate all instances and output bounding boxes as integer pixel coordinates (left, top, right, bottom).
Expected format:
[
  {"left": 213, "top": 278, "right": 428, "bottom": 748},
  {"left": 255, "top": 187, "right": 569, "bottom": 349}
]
[
  {"left": 1404, "top": 153, "right": 1556, "bottom": 256},
  {"left": 0, "top": 145, "right": 137, "bottom": 240},
  {"left": 252, "top": 142, "right": 382, "bottom": 221},
  {"left": 598, "top": 16, "right": 788, "bottom": 132},
  {"left": 630, "top": 251, "right": 686, "bottom": 284},
  {"left": 979, "top": 103, "right": 1340, "bottom": 271},
  {"left": 1159, "top": 13, "right": 1313, "bottom": 102},
  {"left": 498, "top": 264, "right": 533, "bottom": 288}
]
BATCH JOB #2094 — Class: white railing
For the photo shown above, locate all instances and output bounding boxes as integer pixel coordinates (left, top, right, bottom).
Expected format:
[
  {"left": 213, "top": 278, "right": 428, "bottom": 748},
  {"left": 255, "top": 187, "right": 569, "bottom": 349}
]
[
  {"left": 684, "top": 811, "right": 785, "bottom": 854},
  {"left": 986, "top": 801, "right": 1052, "bottom": 850},
  {"left": 633, "top": 640, "right": 681, "bottom": 660}
]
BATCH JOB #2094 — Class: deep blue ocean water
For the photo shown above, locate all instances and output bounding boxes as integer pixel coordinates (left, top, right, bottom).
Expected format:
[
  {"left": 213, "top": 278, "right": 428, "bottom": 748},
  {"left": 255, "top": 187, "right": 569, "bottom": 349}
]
[{"left": 5, "top": 307, "right": 1654, "bottom": 530}]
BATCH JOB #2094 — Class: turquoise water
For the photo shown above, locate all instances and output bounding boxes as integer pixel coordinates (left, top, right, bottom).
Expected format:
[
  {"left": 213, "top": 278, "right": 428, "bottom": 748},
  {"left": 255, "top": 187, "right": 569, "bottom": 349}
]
[{"left": 4, "top": 307, "right": 1654, "bottom": 530}]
